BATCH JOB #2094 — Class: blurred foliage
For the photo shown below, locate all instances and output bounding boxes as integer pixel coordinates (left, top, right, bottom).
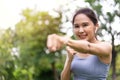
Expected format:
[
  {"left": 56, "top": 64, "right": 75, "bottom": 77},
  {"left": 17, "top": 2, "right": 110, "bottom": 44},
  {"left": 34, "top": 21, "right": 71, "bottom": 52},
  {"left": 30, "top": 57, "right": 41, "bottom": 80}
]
[
  {"left": 13, "top": 9, "right": 63, "bottom": 80},
  {"left": 0, "top": 8, "right": 64, "bottom": 80},
  {"left": 0, "top": 28, "right": 15, "bottom": 80}
]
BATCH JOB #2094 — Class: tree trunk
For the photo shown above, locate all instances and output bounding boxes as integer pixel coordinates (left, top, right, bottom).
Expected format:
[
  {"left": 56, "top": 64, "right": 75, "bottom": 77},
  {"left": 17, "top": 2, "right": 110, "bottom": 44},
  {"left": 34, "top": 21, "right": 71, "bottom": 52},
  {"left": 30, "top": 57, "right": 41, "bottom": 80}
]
[
  {"left": 112, "top": 47, "right": 117, "bottom": 80},
  {"left": 111, "top": 35, "right": 117, "bottom": 80},
  {"left": 51, "top": 61, "right": 59, "bottom": 80}
]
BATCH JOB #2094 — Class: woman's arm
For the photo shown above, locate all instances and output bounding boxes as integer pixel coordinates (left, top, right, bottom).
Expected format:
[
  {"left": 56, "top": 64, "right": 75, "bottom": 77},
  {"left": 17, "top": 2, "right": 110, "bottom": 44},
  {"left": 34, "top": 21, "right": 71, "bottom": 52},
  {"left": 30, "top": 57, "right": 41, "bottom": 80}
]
[
  {"left": 47, "top": 34, "right": 112, "bottom": 56},
  {"left": 61, "top": 46, "right": 76, "bottom": 80},
  {"left": 66, "top": 39, "right": 112, "bottom": 57},
  {"left": 61, "top": 58, "right": 72, "bottom": 80}
]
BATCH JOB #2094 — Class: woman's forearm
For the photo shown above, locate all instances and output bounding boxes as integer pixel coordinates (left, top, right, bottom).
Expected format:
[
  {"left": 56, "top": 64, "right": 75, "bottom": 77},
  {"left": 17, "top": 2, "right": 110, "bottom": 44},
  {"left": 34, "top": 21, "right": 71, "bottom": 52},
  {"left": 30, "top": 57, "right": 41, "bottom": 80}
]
[
  {"left": 61, "top": 59, "right": 72, "bottom": 80},
  {"left": 66, "top": 39, "right": 89, "bottom": 53},
  {"left": 66, "top": 39, "right": 112, "bottom": 56}
]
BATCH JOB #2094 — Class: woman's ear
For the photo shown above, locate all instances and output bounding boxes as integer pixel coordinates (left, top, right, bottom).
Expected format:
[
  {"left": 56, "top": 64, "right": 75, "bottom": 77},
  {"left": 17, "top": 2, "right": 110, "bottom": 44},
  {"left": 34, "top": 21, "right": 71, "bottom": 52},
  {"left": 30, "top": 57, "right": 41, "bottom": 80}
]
[{"left": 95, "top": 23, "right": 99, "bottom": 33}]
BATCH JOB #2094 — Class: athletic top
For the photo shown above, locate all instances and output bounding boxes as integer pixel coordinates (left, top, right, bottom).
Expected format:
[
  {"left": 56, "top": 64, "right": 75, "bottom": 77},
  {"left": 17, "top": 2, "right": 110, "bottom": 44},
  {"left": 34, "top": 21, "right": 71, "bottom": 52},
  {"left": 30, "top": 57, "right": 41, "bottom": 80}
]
[{"left": 71, "top": 55, "right": 110, "bottom": 80}]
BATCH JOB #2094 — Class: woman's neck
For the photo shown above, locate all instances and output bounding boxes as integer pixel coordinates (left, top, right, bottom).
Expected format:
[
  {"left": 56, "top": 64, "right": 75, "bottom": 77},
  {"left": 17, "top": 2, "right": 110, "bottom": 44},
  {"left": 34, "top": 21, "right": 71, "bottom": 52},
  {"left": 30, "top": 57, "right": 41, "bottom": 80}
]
[{"left": 89, "top": 37, "right": 98, "bottom": 43}]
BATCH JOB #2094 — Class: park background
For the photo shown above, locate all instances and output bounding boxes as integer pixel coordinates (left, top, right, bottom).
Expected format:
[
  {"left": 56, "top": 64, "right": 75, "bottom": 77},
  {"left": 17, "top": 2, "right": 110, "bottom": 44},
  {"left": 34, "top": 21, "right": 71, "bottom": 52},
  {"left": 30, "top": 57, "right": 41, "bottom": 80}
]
[{"left": 0, "top": 0, "right": 120, "bottom": 80}]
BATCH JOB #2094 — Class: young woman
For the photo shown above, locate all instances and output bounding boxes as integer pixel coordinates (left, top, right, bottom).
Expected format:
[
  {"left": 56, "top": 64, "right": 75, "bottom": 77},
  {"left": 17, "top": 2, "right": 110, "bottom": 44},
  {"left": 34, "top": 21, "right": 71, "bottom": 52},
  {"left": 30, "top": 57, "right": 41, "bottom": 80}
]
[{"left": 47, "top": 8, "right": 112, "bottom": 80}]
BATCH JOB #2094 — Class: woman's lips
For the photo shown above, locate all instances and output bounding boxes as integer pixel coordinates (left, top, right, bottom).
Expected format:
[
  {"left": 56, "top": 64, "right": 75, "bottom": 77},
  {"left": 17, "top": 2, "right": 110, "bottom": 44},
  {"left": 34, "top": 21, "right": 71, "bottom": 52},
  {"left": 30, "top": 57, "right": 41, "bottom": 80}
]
[{"left": 78, "top": 35, "right": 87, "bottom": 39}]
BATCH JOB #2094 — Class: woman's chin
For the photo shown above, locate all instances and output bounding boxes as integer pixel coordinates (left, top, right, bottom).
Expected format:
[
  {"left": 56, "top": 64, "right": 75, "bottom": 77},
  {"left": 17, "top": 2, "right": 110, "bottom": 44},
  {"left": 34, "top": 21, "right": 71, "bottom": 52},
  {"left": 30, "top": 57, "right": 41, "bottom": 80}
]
[{"left": 78, "top": 37, "right": 88, "bottom": 41}]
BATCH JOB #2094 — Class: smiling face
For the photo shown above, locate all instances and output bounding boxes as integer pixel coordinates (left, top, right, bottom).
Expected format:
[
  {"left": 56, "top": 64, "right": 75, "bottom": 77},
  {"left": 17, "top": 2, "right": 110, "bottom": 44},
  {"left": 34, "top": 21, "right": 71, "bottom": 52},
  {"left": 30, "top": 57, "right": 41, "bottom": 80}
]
[{"left": 73, "top": 13, "right": 98, "bottom": 42}]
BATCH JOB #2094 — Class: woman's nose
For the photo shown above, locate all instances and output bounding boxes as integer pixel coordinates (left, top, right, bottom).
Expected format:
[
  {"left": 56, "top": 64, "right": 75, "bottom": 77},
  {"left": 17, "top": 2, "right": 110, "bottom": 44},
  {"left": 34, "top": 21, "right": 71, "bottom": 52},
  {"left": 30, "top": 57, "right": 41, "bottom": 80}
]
[{"left": 79, "top": 27, "right": 84, "bottom": 33}]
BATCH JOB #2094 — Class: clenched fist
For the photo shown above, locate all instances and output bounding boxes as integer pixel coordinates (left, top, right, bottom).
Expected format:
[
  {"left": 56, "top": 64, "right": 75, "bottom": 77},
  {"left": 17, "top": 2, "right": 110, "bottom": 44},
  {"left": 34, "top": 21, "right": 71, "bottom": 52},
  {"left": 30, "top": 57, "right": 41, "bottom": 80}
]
[
  {"left": 47, "top": 34, "right": 70, "bottom": 52},
  {"left": 47, "top": 34, "right": 63, "bottom": 52}
]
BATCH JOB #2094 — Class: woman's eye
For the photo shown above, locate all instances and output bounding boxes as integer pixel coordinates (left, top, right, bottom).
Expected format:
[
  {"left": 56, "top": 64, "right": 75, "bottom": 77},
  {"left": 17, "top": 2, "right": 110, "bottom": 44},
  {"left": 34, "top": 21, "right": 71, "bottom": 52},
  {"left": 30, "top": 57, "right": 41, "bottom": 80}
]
[
  {"left": 74, "top": 25, "right": 79, "bottom": 28},
  {"left": 82, "top": 23, "right": 88, "bottom": 27}
]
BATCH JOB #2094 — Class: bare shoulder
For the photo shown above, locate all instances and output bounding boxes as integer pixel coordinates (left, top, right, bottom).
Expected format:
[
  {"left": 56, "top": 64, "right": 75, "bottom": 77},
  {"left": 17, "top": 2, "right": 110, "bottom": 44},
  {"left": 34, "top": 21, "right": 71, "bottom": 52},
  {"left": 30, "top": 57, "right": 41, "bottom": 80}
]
[
  {"left": 99, "top": 41, "right": 112, "bottom": 48},
  {"left": 97, "top": 41, "right": 112, "bottom": 53},
  {"left": 94, "top": 41, "right": 112, "bottom": 64},
  {"left": 96, "top": 41, "right": 112, "bottom": 64}
]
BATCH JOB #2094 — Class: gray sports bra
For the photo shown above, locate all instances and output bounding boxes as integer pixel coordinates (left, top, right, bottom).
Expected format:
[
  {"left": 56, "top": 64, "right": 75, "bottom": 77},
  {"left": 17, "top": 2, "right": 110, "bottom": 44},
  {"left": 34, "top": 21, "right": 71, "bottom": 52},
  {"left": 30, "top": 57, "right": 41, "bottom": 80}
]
[{"left": 71, "top": 55, "right": 110, "bottom": 80}]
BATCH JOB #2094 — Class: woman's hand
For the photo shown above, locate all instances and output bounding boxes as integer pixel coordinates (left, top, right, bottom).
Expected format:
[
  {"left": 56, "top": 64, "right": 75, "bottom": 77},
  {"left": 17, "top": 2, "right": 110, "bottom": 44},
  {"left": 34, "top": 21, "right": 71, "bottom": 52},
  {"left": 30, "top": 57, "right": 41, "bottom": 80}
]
[
  {"left": 66, "top": 46, "right": 76, "bottom": 61},
  {"left": 47, "top": 34, "right": 64, "bottom": 52}
]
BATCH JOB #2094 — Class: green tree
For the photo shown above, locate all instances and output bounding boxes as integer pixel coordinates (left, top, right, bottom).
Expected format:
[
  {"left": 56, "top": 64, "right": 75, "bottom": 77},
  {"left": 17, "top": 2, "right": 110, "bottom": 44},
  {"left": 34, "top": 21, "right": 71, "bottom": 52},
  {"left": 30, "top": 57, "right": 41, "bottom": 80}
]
[
  {"left": 14, "top": 8, "right": 62, "bottom": 80},
  {"left": 0, "top": 28, "right": 15, "bottom": 80}
]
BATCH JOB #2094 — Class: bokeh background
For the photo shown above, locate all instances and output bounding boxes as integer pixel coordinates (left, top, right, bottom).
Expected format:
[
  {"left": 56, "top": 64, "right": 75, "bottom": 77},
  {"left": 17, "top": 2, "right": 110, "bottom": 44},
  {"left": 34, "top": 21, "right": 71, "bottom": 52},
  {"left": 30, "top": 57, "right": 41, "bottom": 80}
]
[{"left": 0, "top": 0, "right": 120, "bottom": 80}]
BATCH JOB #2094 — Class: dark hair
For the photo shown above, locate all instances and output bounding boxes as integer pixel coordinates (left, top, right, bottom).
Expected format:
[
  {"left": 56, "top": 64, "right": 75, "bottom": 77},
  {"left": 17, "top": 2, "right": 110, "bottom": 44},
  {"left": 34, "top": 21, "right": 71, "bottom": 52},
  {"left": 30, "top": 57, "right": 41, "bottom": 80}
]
[{"left": 72, "top": 8, "right": 98, "bottom": 25}]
